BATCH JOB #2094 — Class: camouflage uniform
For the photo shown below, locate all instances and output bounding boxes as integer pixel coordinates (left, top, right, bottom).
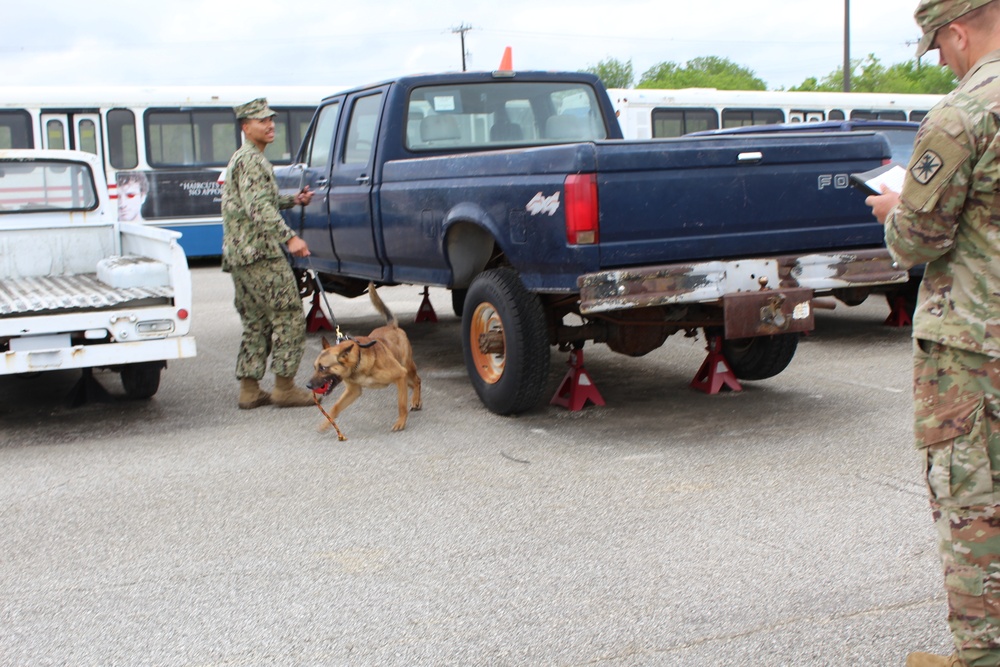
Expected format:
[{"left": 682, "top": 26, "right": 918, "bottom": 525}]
[
  {"left": 222, "top": 102, "right": 304, "bottom": 382},
  {"left": 885, "top": 42, "right": 1000, "bottom": 666}
]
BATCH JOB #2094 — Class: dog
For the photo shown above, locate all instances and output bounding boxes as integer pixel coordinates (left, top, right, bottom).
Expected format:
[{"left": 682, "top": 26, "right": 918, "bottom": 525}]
[{"left": 307, "top": 282, "right": 421, "bottom": 432}]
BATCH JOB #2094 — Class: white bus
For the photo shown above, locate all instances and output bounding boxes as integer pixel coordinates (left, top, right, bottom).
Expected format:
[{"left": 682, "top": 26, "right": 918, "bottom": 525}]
[
  {"left": 0, "top": 86, "right": 333, "bottom": 257},
  {"left": 608, "top": 88, "right": 943, "bottom": 139}
]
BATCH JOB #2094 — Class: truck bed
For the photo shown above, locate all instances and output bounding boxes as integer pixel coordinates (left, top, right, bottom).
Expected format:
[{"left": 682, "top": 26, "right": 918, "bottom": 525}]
[{"left": 0, "top": 274, "right": 174, "bottom": 317}]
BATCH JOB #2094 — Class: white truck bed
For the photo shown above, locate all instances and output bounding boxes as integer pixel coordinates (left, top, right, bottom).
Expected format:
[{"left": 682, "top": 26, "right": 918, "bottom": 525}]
[{"left": 0, "top": 273, "right": 174, "bottom": 317}]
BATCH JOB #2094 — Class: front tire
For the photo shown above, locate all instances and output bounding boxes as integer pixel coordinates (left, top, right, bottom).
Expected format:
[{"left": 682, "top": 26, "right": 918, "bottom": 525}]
[
  {"left": 722, "top": 333, "right": 798, "bottom": 381},
  {"left": 461, "top": 269, "right": 550, "bottom": 415}
]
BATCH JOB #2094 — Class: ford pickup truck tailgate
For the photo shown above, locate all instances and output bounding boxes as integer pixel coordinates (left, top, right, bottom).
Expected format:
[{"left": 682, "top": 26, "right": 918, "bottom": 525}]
[{"left": 594, "top": 132, "right": 890, "bottom": 268}]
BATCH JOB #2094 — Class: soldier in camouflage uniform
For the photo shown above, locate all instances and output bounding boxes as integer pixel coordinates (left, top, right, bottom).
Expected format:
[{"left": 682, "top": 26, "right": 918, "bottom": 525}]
[
  {"left": 867, "top": 2, "right": 1000, "bottom": 665},
  {"left": 223, "top": 98, "right": 315, "bottom": 409}
]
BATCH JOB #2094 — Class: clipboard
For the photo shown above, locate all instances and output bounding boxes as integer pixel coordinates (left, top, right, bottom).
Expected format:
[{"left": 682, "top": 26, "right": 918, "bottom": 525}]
[{"left": 850, "top": 162, "right": 907, "bottom": 195}]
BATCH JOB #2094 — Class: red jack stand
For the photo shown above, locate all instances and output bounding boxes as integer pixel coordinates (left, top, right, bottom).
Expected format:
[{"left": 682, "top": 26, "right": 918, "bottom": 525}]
[
  {"left": 550, "top": 347, "right": 605, "bottom": 411},
  {"left": 690, "top": 334, "right": 742, "bottom": 395},
  {"left": 415, "top": 286, "right": 438, "bottom": 323},
  {"left": 305, "top": 291, "right": 333, "bottom": 332},
  {"left": 884, "top": 294, "right": 913, "bottom": 328}
]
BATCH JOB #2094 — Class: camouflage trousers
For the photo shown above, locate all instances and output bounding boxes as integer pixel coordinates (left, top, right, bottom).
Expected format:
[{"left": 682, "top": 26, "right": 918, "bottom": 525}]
[
  {"left": 914, "top": 339, "right": 1000, "bottom": 667},
  {"left": 230, "top": 257, "right": 306, "bottom": 381}
]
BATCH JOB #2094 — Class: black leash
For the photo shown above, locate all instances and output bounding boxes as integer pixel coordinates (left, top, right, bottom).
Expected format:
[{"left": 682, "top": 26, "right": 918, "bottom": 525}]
[{"left": 306, "top": 256, "right": 345, "bottom": 342}]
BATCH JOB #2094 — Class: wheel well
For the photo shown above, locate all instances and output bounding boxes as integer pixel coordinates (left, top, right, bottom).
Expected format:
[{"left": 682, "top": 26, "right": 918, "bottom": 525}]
[{"left": 445, "top": 222, "right": 502, "bottom": 289}]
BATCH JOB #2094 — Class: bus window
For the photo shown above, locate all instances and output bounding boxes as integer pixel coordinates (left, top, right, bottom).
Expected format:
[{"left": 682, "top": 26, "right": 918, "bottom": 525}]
[
  {"left": 789, "top": 109, "right": 825, "bottom": 123},
  {"left": 107, "top": 108, "right": 138, "bottom": 169},
  {"left": 78, "top": 119, "right": 99, "bottom": 155},
  {"left": 721, "top": 108, "right": 784, "bottom": 128},
  {"left": 263, "top": 108, "right": 315, "bottom": 165},
  {"left": 909, "top": 110, "right": 928, "bottom": 122},
  {"left": 0, "top": 110, "right": 33, "bottom": 149},
  {"left": 146, "top": 109, "right": 239, "bottom": 167},
  {"left": 851, "top": 109, "right": 907, "bottom": 121},
  {"left": 651, "top": 108, "right": 718, "bottom": 138},
  {"left": 46, "top": 119, "right": 66, "bottom": 149},
  {"left": 829, "top": 109, "right": 846, "bottom": 120}
]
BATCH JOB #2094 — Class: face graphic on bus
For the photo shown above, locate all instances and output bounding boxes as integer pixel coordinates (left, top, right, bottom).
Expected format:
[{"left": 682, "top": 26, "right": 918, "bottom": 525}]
[{"left": 118, "top": 179, "right": 147, "bottom": 221}]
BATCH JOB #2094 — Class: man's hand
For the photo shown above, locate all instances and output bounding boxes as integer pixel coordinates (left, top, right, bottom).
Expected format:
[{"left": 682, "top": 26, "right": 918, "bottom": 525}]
[
  {"left": 287, "top": 235, "right": 310, "bottom": 258},
  {"left": 865, "top": 184, "right": 900, "bottom": 225},
  {"left": 294, "top": 186, "right": 315, "bottom": 207}
]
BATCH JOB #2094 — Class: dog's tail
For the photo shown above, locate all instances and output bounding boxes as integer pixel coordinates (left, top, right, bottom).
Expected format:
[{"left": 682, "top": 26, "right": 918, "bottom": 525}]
[{"left": 368, "top": 282, "right": 397, "bottom": 327}]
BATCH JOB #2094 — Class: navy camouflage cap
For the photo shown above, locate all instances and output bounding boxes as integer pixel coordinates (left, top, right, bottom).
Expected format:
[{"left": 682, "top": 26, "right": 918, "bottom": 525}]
[
  {"left": 915, "top": 0, "right": 995, "bottom": 57},
  {"left": 234, "top": 97, "right": 276, "bottom": 120}
]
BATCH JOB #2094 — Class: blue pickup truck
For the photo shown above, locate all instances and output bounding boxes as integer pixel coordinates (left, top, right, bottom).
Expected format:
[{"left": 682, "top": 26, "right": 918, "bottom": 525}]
[{"left": 278, "top": 70, "right": 907, "bottom": 415}]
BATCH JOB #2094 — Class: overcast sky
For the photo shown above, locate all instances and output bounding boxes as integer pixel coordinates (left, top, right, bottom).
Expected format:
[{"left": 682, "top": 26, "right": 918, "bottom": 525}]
[{"left": 2, "top": 0, "right": 927, "bottom": 92}]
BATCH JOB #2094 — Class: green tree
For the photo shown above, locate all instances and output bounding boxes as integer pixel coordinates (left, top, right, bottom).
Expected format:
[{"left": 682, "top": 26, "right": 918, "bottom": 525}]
[
  {"left": 582, "top": 57, "right": 634, "bottom": 89},
  {"left": 637, "top": 56, "right": 766, "bottom": 90},
  {"left": 790, "top": 54, "right": 956, "bottom": 94}
]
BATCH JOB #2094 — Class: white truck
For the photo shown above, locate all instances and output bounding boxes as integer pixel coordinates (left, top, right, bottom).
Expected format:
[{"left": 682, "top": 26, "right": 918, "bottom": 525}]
[{"left": 0, "top": 149, "right": 196, "bottom": 402}]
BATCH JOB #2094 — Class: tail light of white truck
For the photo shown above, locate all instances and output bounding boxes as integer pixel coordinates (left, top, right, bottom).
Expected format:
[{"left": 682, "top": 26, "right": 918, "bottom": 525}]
[{"left": 564, "top": 173, "right": 599, "bottom": 245}]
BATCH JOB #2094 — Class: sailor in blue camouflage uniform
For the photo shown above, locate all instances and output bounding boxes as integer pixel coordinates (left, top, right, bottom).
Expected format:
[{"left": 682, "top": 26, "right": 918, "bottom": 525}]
[
  {"left": 867, "top": 2, "right": 1000, "bottom": 665},
  {"left": 222, "top": 97, "right": 315, "bottom": 409}
]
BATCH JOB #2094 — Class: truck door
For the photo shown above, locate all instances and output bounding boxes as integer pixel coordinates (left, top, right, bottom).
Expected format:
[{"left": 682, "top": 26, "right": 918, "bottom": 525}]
[
  {"left": 329, "top": 89, "right": 386, "bottom": 280},
  {"left": 294, "top": 99, "right": 342, "bottom": 273}
]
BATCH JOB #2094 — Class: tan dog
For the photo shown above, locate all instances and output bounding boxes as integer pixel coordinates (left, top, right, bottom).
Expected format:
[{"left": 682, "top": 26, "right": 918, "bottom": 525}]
[{"left": 307, "top": 283, "right": 421, "bottom": 432}]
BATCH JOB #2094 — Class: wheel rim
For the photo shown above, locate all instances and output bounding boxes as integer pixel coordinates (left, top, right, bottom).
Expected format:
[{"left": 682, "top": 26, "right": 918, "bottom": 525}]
[{"left": 470, "top": 301, "right": 506, "bottom": 384}]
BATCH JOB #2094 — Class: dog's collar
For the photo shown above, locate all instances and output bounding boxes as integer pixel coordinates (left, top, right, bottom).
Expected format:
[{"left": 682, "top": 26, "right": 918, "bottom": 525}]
[{"left": 350, "top": 338, "right": 377, "bottom": 373}]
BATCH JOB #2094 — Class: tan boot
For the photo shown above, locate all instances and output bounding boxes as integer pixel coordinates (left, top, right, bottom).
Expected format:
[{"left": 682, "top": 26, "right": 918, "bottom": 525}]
[
  {"left": 238, "top": 378, "right": 271, "bottom": 410},
  {"left": 906, "top": 653, "right": 966, "bottom": 667},
  {"left": 272, "top": 375, "right": 315, "bottom": 408}
]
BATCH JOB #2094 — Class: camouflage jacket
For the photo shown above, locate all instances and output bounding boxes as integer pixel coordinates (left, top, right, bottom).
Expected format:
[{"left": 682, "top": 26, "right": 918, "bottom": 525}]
[
  {"left": 885, "top": 49, "right": 1000, "bottom": 358},
  {"left": 220, "top": 141, "right": 296, "bottom": 271}
]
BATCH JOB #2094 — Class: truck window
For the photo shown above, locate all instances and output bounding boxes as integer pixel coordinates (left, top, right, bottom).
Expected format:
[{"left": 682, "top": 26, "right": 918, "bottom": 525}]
[
  {"left": 406, "top": 81, "right": 607, "bottom": 151},
  {"left": 307, "top": 101, "right": 341, "bottom": 171},
  {"left": 0, "top": 160, "right": 98, "bottom": 213},
  {"left": 343, "top": 93, "right": 382, "bottom": 165}
]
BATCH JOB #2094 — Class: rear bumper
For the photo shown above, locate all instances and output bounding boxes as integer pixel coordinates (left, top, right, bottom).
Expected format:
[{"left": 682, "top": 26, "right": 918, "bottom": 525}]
[
  {"left": 578, "top": 248, "right": 906, "bottom": 315},
  {"left": 2, "top": 336, "right": 197, "bottom": 375}
]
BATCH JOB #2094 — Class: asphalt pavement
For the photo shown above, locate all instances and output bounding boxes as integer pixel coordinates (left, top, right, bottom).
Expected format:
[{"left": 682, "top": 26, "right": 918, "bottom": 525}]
[{"left": 0, "top": 266, "right": 951, "bottom": 666}]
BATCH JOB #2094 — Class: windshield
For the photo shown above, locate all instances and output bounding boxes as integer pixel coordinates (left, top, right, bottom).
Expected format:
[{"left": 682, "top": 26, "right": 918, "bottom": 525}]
[
  {"left": 406, "top": 81, "right": 608, "bottom": 151},
  {"left": 0, "top": 160, "right": 99, "bottom": 213},
  {"left": 876, "top": 128, "right": 919, "bottom": 164}
]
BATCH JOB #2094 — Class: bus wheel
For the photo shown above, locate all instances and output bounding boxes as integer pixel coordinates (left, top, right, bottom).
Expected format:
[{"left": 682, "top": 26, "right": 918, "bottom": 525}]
[
  {"left": 121, "top": 362, "right": 163, "bottom": 399},
  {"left": 462, "top": 269, "right": 549, "bottom": 415},
  {"left": 722, "top": 333, "right": 798, "bottom": 381}
]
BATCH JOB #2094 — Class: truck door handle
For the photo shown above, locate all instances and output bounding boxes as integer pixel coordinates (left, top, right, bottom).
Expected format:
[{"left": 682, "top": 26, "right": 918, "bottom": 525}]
[
  {"left": 315, "top": 178, "right": 329, "bottom": 188},
  {"left": 737, "top": 152, "right": 763, "bottom": 163},
  {"left": 356, "top": 174, "right": 371, "bottom": 184}
]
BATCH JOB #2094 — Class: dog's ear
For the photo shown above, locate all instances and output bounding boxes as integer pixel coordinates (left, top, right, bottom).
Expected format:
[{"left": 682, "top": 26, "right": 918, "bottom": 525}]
[
  {"left": 321, "top": 336, "right": 331, "bottom": 349},
  {"left": 338, "top": 346, "right": 353, "bottom": 363}
]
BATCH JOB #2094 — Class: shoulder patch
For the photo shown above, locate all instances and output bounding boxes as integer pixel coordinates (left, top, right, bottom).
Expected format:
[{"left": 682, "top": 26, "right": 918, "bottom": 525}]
[{"left": 911, "top": 150, "right": 943, "bottom": 185}]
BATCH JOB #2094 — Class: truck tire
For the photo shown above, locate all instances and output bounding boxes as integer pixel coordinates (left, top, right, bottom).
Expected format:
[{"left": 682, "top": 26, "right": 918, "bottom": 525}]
[
  {"left": 121, "top": 362, "right": 163, "bottom": 399},
  {"left": 722, "top": 333, "right": 798, "bottom": 381},
  {"left": 462, "top": 269, "right": 550, "bottom": 415}
]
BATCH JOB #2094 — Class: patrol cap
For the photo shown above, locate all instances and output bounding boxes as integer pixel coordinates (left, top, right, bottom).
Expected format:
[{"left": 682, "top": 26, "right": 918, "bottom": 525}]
[
  {"left": 234, "top": 97, "right": 276, "bottom": 120},
  {"left": 915, "top": 0, "right": 995, "bottom": 57}
]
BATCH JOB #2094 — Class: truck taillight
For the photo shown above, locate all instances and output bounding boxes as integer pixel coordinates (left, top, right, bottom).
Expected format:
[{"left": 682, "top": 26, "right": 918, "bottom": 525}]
[{"left": 564, "top": 173, "right": 598, "bottom": 245}]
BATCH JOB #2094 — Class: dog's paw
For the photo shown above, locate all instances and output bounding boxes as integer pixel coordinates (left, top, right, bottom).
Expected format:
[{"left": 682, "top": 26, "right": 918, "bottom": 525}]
[
  {"left": 410, "top": 402, "right": 422, "bottom": 412},
  {"left": 391, "top": 420, "right": 406, "bottom": 432},
  {"left": 316, "top": 421, "right": 330, "bottom": 433}
]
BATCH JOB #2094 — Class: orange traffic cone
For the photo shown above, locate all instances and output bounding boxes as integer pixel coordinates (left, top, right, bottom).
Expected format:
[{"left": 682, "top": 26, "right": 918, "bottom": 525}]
[{"left": 498, "top": 46, "right": 513, "bottom": 71}]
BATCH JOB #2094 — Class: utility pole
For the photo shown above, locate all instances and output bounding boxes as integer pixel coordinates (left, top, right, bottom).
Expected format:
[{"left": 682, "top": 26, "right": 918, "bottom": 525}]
[
  {"left": 843, "top": 0, "right": 851, "bottom": 92},
  {"left": 451, "top": 23, "right": 472, "bottom": 72}
]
